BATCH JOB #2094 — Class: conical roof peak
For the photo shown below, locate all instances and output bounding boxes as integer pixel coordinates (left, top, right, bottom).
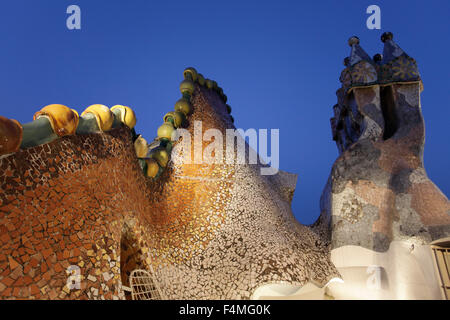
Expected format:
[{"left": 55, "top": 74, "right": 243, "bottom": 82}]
[
  {"left": 381, "top": 31, "right": 407, "bottom": 64},
  {"left": 348, "top": 36, "right": 372, "bottom": 66}
]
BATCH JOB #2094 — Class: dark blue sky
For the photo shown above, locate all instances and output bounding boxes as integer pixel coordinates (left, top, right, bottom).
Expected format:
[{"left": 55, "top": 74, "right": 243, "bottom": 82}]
[{"left": 0, "top": 1, "right": 448, "bottom": 224}]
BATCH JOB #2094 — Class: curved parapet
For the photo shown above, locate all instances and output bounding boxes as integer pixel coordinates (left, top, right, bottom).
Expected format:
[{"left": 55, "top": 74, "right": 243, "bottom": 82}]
[
  {"left": 138, "top": 69, "right": 339, "bottom": 299},
  {"left": 0, "top": 68, "right": 338, "bottom": 299}
]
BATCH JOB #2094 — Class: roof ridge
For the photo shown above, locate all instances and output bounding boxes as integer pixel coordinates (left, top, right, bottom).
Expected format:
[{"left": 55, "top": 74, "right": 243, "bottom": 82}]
[{"left": 0, "top": 67, "right": 234, "bottom": 182}]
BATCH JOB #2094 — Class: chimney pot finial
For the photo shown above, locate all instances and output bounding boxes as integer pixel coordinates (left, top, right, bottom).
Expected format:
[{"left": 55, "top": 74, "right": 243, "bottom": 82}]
[
  {"left": 348, "top": 36, "right": 360, "bottom": 46},
  {"left": 381, "top": 32, "right": 393, "bottom": 43}
]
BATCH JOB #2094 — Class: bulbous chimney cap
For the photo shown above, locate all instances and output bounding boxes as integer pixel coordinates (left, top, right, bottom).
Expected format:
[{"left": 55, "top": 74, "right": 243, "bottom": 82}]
[
  {"left": 348, "top": 36, "right": 360, "bottom": 46},
  {"left": 381, "top": 32, "right": 393, "bottom": 43},
  {"left": 373, "top": 54, "right": 383, "bottom": 62}
]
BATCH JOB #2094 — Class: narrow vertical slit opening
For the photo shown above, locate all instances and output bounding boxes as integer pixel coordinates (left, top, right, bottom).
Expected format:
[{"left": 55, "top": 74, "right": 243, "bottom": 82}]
[{"left": 380, "top": 86, "right": 398, "bottom": 140}]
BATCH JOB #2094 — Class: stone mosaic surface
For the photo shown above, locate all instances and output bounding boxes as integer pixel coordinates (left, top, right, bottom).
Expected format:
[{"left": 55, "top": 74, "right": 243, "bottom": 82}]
[
  {"left": 146, "top": 85, "right": 339, "bottom": 299},
  {"left": 0, "top": 82, "right": 339, "bottom": 299},
  {"left": 0, "top": 129, "right": 138, "bottom": 299}
]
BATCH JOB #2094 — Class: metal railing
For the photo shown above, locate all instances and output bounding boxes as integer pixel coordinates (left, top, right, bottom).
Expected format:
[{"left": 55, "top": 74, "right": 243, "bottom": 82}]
[
  {"left": 129, "top": 267, "right": 165, "bottom": 300},
  {"left": 431, "top": 246, "right": 450, "bottom": 300}
]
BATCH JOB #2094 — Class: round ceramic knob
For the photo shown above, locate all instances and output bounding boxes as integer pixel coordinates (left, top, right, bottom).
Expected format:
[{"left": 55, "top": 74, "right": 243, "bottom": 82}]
[
  {"left": 348, "top": 36, "right": 360, "bottom": 46},
  {"left": 373, "top": 54, "right": 383, "bottom": 62},
  {"left": 157, "top": 122, "right": 176, "bottom": 141},
  {"left": 150, "top": 146, "right": 169, "bottom": 167},
  {"left": 174, "top": 98, "right": 193, "bottom": 116},
  {"left": 81, "top": 104, "right": 114, "bottom": 131},
  {"left": 134, "top": 135, "right": 148, "bottom": 158},
  {"left": 183, "top": 67, "right": 198, "bottom": 82},
  {"left": 197, "top": 73, "right": 205, "bottom": 86},
  {"left": 174, "top": 111, "right": 187, "bottom": 126},
  {"left": 164, "top": 111, "right": 185, "bottom": 128},
  {"left": 145, "top": 158, "right": 160, "bottom": 178},
  {"left": 110, "top": 105, "right": 137, "bottom": 129},
  {"left": 205, "top": 79, "right": 214, "bottom": 89},
  {"left": 381, "top": 32, "right": 393, "bottom": 43},
  {"left": 180, "top": 79, "right": 195, "bottom": 95},
  {"left": 33, "top": 104, "right": 79, "bottom": 137},
  {"left": 0, "top": 116, "right": 23, "bottom": 155}
]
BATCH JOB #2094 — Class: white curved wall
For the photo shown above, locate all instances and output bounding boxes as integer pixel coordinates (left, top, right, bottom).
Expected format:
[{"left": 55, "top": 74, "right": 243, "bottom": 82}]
[
  {"left": 251, "top": 241, "right": 444, "bottom": 300},
  {"left": 327, "top": 241, "right": 443, "bottom": 299}
]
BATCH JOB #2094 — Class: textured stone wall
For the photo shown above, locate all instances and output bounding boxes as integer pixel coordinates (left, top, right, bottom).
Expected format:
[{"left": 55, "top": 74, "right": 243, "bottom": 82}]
[
  {"left": 0, "top": 127, "right": 148, "bottom": 299},
  {"left": 317, "top": 82, "right": 450, "bottom": 252}
]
